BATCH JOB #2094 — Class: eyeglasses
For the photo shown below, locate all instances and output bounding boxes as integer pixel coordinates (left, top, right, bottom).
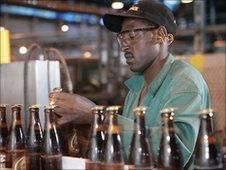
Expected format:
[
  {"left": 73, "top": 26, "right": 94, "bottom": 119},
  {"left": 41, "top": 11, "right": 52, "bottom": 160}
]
[{"left": 116, "top": 26, "right": 157, "bottom": 44}]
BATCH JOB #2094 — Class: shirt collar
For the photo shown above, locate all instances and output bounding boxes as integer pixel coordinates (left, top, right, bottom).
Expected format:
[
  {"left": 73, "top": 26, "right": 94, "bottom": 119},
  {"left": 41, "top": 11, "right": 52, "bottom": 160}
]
[{"left": 124, "top": 53, "right": 175, "bottom": 95}]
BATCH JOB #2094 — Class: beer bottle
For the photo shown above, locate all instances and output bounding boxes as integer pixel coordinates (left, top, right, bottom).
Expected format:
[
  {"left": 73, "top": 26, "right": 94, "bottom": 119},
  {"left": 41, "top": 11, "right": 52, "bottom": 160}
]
[
  {"left": 87, "top": 106, "right": 106, "bottom": 170},
  {"left": 0, "top": 104, "right": 8, "bottom": 168},
  {"left": 157, "top": 107, "right": 183, "bottom": 170},
  {"left": 102, "top": 106, "right": 125, "bottom": 170},
  {"left": 222, "top": 127, "right": 226, "bottom": 169},
  {"left": 6, "top": 104, "right": 26, "bottom": 169},
  {"left": 129, "top": 106, "right": 153, "bottom": 170},
  {"left": 194, "top": 109, "right": 223, "bottom": 170},
  {"left": 41, "top": 105, "right": 62, "bottom": 170},
  {"left": 223, "top": 126, "right": 226, "bottom": 169},
  {"left": 26, "top": 105, "right": 43, "bottom": 170}
]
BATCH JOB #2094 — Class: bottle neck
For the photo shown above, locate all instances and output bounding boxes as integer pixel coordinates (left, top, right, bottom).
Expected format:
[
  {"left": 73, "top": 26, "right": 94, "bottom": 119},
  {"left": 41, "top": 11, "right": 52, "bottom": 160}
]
[
  {"left": 43, "top": 108, "right": 61, "bottom": 154},
  {"left": 12, "top": 109, "right": 22, "bottom": 124},
  {"left": 108, "top": 113, "right": 120, "bottom": 134},
  {"left": 0, "top": 108, "right": 7, "bottom": 123},
  {"left": 199, "top": 117, "right": 214, "bottom": 135},
  {"left": 109, "top": 113, "right": 117, "bottom": 126},
  {"left": 92, "top": 112, "right": 103, "bottom": 126},
  {"left": 30, "top": 111, "right": 40, "bottom": 124},
  {"left": 44, "top": 109, "right": 55, "bottom": 125},
  {"left": 134, "top": 114, "right": 146, "bottom": 134},
  {"left": 161, "top": 117, "right": 175, "bottom": 133}
]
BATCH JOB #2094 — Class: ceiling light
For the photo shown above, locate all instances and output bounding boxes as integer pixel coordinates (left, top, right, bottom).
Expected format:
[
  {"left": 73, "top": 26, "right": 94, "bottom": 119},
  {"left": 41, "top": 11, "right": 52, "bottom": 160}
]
[
  {"left": 84, "top": 51, "right": 92, "bottom": 59},
  {"left": 181, "top": 0, "right": 193, "bottom": 3},
  {"left": 111, "top": 1, "right": 124, "bottom": 9},
  {"left": 61, "top": 24, "right": 69, "bottom": 32},
  {"left": 19, "top": 46, "right": 27, "bottom": 54}
]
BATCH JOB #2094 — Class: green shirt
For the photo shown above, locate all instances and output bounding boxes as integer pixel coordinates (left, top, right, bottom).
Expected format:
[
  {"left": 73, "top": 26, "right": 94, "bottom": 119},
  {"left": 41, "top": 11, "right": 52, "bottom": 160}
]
[{"left": 117, "top": 53, "right": 211, "bottom": 168}]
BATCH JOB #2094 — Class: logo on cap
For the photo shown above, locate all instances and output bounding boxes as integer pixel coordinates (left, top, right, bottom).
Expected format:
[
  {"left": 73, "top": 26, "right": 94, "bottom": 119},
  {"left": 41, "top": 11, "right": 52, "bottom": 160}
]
[{"left": 129, "top": 5, "right": 139, "bottom": 12}]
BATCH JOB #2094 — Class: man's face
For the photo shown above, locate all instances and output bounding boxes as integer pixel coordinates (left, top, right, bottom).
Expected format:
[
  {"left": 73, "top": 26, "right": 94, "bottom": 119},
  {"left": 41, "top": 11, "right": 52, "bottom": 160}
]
[{"left": 117, "top": 18, "right": 160, "bottom": 73}]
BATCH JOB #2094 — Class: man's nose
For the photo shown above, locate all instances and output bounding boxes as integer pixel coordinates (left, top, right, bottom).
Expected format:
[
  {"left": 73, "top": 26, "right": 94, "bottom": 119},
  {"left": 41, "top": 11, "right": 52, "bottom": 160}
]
[{"left": 119, "top": 41, "right": 131, "bottom": 52}]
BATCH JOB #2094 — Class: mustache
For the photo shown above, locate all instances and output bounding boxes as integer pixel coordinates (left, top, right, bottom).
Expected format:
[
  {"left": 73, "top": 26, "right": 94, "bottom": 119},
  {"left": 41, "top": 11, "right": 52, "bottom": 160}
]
[{"left": 124, "top": 52, "right": 134, "bottom": 59}]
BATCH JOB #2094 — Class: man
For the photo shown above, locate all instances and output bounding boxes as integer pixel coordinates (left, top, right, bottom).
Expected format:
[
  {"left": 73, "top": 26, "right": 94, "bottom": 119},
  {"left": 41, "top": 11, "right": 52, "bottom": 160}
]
[{"left": 51, "top": 0, "right": 211, "bottom": 168}]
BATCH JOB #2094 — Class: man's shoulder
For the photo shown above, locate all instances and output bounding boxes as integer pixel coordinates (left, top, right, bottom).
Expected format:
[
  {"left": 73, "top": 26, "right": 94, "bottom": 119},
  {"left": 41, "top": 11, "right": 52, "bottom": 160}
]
[
  {"left": 170, "top": 59, "right": 204, "bottom": 81},
  {"left": 167, "top": 59, "right": 209, "bottom": 94}
]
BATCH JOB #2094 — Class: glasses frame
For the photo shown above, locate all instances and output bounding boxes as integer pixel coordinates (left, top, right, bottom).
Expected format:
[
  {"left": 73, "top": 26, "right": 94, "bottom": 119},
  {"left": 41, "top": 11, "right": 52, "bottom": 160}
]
[{"left": 116, "top": 26, "right": 158, "bottom": 44}]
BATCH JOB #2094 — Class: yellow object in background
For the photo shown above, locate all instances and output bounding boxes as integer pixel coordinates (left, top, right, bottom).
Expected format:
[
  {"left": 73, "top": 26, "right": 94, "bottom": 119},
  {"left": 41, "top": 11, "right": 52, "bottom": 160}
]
[
  {"left": 0, "top": 27, "right": 11, "bottom": 64},
  {"left": 189, "top": 54, "right": 204, "bottom": 72}
]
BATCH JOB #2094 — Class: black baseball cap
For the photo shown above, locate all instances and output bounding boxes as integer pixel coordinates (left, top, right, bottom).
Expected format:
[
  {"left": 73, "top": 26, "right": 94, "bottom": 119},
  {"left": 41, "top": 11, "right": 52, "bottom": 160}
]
[{"left": 103, "top": 0, "right": 177, "bottom": 35}]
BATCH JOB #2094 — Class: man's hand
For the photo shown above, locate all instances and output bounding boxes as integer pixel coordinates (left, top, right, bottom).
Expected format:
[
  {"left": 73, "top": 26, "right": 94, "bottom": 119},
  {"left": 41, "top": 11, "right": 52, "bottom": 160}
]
[{"left": 49, "top": 92, "right": 96, "bottom": 125}]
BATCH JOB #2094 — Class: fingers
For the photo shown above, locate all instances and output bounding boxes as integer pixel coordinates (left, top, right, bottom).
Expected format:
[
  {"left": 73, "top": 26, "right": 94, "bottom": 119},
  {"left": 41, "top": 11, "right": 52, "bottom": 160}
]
[
  {"left": 53, "top": 92, "right": 74, "bottom": 100},
  {"left": 54, "top": 106, "right": 74, "bottom": 116},
  {"left": 57, "top": 117, "right": 74, "bottom": 125},
  {"left": 49, "top": 92, "right": 73, "bottom": 107},
  {"left": 57, "top": 114, "right": 79, "bottom": 125}
]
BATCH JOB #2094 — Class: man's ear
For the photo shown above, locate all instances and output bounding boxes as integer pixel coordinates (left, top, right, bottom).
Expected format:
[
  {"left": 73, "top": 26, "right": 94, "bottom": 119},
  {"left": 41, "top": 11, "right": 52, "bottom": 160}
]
[
  {"left": 166, "top": 33, "right": 174, "bottom": 45},
  {"left": 156, "top": 26, "right": 168, "bottom": 43},
  {"left": 156, "top": 26, "right": 174, "bottom": 45}
]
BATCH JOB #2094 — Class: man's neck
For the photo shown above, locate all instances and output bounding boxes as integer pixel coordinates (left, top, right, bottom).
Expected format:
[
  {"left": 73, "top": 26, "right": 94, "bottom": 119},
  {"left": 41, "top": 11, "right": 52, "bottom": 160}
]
[{"left": 143, "top": 53, "right": 168, "bottom": 87}]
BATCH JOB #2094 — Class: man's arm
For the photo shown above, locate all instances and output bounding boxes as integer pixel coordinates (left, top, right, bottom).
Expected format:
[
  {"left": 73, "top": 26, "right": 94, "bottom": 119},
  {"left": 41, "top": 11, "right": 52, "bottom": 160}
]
[{"left": 50, "top": 92, "right": 96, "bottom": 125}]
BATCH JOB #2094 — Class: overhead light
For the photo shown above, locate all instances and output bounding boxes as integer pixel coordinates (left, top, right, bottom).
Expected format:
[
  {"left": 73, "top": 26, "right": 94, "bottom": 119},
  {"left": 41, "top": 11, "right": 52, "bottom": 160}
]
[
  {"left": 61, "top": 24, "right": 69, "bottom": 32},
  {"left": 19, "top": 46, "right": 27, "bottom": 54},
  {"left": 84, "top": 51, "right": 92, "bottom": 59},
  {"left": 181, "top": 0, "right": 193, "bottom": 3},
  {"left": 111, "top": 1, "right": 124, "bottom": 9}
]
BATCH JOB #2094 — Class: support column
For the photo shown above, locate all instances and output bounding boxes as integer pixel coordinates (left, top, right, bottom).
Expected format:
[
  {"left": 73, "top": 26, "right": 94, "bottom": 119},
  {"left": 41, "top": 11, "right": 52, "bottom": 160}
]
[{"left": 194, "top": 0, "right": 206, "bottom": 53}]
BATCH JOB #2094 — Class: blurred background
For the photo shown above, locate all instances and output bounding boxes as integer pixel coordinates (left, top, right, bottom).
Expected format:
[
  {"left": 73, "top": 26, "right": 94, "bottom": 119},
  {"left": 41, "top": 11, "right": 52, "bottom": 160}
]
[{"left": 0, "top": 0, "right": 225, "bottom": 132}]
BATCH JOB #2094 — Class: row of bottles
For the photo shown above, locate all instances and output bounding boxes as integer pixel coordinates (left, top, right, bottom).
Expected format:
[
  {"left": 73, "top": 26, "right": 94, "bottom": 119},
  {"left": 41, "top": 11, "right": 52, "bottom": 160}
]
[
  {"left": 0, "top": 104, "right": 62, "bottom": 170},
  {"left": 87, "top": 106, "right": 225, "bottom": 170},
  {"left": 1, "top": 103, "right": 225, "bottom": 169}
]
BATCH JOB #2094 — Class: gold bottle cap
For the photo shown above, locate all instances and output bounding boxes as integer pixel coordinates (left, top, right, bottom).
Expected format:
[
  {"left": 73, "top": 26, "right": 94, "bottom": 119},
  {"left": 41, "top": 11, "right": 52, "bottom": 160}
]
[
  {"left": 53, "top": 87, "right": 62, "bottom": 93},
  {"left": 160, "top": 107, "right": 177, "bottom": 114},
  {"left": 198, "top": 108, "right": 214, "bottom": 117},
  {"left": 11, "top": 104, "right": 22, "bottom": 108},
  {"left": 91, "top": 105, "right": 106, "bottom": 111},
  {"left": 133, "top": 106, "right": 147, "bottom": 112},
  {"left": 11, "top": 104, "right": 22, "bottom": 111},
  {"left": 133, "top": 106, "right": 147, "bottom": 115},
  {"left": 0, "top": 104, "right": 7, "bottom": 107},
  {"left": 44, "top": 105, "right": 55, "bottom": 110},
  {"left": 106, "top": 105, "right": 122, "bottom": 111},
  {"left": 160, "top": 107, "right": 176, "bottom": 120},
  {"left": 29, "top": 105, "right": 40, "bottom": 109}
]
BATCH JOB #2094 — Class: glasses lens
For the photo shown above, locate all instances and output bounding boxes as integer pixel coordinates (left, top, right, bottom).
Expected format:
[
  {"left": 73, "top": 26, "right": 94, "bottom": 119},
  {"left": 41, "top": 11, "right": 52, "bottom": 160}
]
[{"left": 129, "top": 30, "right": 136, "bottom": 38}]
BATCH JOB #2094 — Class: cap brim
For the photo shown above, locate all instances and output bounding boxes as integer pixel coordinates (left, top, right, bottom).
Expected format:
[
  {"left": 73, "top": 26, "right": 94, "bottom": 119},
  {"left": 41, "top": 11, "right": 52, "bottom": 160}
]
[{"left": 103, "top": 12, "right": 144, "bottom": 33}]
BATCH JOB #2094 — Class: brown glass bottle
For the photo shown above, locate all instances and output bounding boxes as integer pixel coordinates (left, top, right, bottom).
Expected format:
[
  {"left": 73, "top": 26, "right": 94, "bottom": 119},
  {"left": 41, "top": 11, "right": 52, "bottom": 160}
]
[
  {"left": 102, "top": 106, "right": 125, "bottom": 170},
  {"left": 86, "top": 106, "right": 106, "bottom": 170},
  {"left": 157, "top": 108, "right": 183, "bottom": 170},
  {"left": 6, "top": 104, "right": 26, "bottom": 169},
  {"left": 194, "top": 109, "right": 223, "bottom": 170},
  {"left": 26, "top": 105, "right": 43, "bottom": 170},
  {"left": 0, "top": 104, "right": 8, "bottom": 168},
  {"left": 223, "top": 126, "right": 226, "bottom": 169},
  {"left": 129, "top": 106, "right": 153, "bottom": 170},
  {"left": 41, "top": 105, "right": 62, "bottom": 170}
]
